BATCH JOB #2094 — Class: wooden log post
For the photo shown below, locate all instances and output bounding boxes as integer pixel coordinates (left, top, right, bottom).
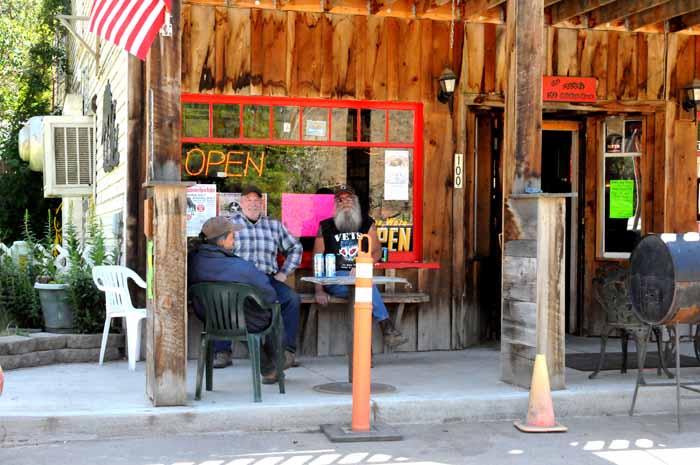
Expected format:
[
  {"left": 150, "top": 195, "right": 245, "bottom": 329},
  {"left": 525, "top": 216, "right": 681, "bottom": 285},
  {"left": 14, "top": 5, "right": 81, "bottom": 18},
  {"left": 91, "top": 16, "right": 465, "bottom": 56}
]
[
  {"left": 144, "top": 0, "right": 189, "bottom": 406},
  {"left": 500, "top": 0, "right": 566, "bottom": 390}
]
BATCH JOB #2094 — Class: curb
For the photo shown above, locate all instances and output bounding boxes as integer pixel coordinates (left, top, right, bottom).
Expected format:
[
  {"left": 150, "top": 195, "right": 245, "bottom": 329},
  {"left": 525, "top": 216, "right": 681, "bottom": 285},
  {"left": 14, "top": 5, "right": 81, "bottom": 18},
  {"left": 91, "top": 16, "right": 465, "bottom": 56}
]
[{"left": 3, "top": 382, "right": 699, "bottom": 446}]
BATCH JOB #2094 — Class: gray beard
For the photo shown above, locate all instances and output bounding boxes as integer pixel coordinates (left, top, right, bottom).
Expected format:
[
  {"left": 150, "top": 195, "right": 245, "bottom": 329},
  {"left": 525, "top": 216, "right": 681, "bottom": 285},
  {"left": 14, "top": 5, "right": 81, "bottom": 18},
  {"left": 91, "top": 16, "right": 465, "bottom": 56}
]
[{"left": 334, "top": 206, "right": 362, "bottom": 232}]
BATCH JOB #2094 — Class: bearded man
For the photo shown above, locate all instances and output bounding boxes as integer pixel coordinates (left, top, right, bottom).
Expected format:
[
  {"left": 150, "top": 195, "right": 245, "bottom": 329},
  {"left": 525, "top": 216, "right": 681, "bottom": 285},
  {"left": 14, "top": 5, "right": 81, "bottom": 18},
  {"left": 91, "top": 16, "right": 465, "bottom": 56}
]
[{"left": 313, "top": 185, "right": 407, "bottom": 348}]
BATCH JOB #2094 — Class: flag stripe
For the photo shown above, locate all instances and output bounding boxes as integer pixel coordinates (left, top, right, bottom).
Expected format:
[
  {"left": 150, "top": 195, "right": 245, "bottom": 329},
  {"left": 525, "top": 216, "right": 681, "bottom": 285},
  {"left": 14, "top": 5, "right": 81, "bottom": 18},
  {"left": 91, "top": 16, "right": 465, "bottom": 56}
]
[{"left": 88, "top": 0, "right": 165, "bottom": 61}]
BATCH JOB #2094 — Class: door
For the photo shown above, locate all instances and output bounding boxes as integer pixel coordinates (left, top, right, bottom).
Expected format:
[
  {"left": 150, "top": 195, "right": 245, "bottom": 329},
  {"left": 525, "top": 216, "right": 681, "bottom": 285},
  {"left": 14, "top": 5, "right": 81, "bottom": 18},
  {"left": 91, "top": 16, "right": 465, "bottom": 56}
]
[
  {"left": 542, "top": 120, "right": 582, "bottom": 334},
  {"left": 473, "top": 111, "right": 503, "bottom": 340}
]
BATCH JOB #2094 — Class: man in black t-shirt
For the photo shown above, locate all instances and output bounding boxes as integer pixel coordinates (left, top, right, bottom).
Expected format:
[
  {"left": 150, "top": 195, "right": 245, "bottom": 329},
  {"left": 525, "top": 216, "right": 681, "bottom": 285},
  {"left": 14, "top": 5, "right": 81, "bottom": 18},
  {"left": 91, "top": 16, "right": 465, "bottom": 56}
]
[{"left": 313, "top": 185, "right": 407, "bottom": 348}]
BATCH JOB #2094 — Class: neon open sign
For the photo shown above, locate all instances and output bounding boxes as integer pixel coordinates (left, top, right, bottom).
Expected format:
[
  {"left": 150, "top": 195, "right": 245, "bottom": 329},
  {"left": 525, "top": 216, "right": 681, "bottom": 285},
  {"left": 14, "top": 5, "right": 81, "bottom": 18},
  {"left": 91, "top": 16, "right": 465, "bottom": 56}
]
[{"left": 183, "top": 148, "right": 266, "bottom": 178}]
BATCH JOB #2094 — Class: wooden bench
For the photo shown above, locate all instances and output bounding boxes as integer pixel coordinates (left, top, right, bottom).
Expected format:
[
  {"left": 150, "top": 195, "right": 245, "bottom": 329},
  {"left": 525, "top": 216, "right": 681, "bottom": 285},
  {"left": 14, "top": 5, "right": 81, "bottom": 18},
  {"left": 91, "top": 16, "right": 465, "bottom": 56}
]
[{"left": 298, "top": 291, "right": 430, "bottom": 353}]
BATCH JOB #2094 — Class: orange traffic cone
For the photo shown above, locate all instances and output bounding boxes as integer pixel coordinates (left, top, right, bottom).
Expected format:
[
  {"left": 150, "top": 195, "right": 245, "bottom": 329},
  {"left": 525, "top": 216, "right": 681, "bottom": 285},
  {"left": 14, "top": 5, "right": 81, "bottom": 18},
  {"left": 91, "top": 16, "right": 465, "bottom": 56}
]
[{"left": 514, "top": 354, "right": 567, "bottom": 433}]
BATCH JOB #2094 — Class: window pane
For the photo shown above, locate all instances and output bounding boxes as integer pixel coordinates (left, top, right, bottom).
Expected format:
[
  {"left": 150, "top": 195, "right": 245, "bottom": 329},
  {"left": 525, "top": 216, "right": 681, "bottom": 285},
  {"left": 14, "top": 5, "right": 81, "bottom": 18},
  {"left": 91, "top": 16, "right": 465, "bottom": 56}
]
[
  {"left": 212, "top": 104, "right": 240, "bottom": 138},
  {"left": 604, "top": 156, "right": 642, "bottom": 253},
  {"left": 182, "top": 103, "right": 209, "bottom": 138},
  {"left": 273, "top": 106, "right": 300, "bottom": 140},
  {"left": 388, "top": 110, "right": 414, "bottom": 143},
  {"left": 361, "top": 109, "right": 386, "bottom": 142},
  {"left": 368, "top": 148, "right": 414, "bottom": 254},
  {"left": 181, "top": 143, "right": 346, "bottom": 218},
  {"left": 303, "top": 107, "right": 329, "bottom": 141},
  {"left": 331, "top": 108, "right": 358, "bottom": 142},
  {"left": 243, "top": 105, "right": 270, "bottom": 139}
]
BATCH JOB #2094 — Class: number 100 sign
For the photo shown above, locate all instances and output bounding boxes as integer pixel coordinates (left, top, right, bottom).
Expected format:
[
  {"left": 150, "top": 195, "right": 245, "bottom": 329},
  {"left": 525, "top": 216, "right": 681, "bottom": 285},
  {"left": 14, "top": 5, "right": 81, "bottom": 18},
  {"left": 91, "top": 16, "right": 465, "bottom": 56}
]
[{"left": 454, "top": 153, "right": 464, "bottom": 189}]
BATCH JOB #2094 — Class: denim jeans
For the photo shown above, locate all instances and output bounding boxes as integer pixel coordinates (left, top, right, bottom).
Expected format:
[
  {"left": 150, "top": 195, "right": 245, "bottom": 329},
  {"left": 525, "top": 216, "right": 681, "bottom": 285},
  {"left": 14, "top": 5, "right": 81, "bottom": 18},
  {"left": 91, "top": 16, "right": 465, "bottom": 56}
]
[
  {"left": 324, "top": 270, "right": 389, "bottom": 321},
  {"left": 268, "top": 276, "right": 301, "bottom": 353}
]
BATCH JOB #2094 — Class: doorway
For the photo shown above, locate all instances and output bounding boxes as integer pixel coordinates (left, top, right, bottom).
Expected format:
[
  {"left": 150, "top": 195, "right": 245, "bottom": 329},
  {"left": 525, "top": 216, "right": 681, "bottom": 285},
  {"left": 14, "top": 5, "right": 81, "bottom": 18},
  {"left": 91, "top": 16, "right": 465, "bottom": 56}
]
[
  {"left": 542, "top": 120, "right": 583, "bottom": 334},
  {"left": 473, "top": 112, "right": 503, "bottom": 340}
]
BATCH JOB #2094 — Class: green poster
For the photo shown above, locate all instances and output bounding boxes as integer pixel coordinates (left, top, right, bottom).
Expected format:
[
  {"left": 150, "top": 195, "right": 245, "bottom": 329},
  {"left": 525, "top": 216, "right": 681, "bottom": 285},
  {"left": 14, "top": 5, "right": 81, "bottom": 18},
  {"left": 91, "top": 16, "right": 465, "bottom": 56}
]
[
  {"left": 609, "top": 179, "right": 635, "bottom": 218},
  {"left": 147, "top": 240, "right": 154, "bottom": 300}
]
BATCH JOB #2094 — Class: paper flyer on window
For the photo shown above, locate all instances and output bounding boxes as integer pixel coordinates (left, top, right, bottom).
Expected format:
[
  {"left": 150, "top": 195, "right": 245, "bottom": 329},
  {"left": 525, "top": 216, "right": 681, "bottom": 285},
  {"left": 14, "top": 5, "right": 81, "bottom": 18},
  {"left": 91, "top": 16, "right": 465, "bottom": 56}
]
[
  {"left": 384, "top": 149, "right": 409, "bottom": 201},
  {"left": 186, "top": 184, "right": 217, "bottom": 237}
]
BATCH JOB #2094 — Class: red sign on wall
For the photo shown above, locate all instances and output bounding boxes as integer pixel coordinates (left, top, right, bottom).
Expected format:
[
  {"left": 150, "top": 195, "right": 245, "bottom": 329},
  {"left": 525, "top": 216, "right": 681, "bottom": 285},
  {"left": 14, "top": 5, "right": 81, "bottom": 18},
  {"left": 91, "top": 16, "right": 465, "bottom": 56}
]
[{"left": 543, "top": 76, "right": 597, "bottom": 103}]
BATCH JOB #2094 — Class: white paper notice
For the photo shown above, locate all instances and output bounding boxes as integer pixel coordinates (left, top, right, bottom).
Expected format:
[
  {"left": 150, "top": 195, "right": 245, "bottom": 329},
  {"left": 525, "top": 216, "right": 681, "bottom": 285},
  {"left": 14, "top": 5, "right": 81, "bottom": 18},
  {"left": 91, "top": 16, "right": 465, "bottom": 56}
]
[
  {"left": 186, "top": 184, "right": 217, "bottom": 237},
  {"left": 384, "top": 150, "right": 409, "bottom": 200}
]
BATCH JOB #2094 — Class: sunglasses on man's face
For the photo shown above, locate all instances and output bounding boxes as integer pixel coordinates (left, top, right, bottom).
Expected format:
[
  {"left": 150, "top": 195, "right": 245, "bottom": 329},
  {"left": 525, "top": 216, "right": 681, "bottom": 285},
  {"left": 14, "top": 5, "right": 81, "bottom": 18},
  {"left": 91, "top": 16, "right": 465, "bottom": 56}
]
[{"left": 335, "top": 195, "right": 354, "bottom": 203}]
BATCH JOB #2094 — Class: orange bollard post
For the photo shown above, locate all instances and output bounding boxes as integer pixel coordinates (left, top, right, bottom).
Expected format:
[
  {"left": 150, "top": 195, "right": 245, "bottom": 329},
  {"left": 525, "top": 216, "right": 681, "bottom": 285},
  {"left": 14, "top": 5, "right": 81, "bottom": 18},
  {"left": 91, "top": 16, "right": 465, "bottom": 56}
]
[{"left": 351, "top": 234, "right": 374, "bottom": 432}]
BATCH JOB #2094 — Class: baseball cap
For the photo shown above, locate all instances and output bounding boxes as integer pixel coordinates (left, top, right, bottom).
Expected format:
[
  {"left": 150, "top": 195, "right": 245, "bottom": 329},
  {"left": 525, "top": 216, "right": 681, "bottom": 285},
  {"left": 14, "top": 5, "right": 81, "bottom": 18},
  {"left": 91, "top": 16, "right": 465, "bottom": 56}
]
[
  {"left": 201, "top": 216, "right": 243, "bottom": 240},
  {"left": 334, "top": 184, "right": 355, "bottom": 197},
  {"left": 241, "top": 184, "right": 263, "bottom": 197}
]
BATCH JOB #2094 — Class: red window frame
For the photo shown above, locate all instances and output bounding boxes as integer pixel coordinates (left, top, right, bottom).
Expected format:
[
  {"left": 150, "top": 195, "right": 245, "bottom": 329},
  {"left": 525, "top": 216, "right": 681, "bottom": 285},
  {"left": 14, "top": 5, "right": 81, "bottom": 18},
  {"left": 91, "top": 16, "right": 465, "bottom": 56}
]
[{"left": 181, "top": 94, "right": 424, "bottom": 263}]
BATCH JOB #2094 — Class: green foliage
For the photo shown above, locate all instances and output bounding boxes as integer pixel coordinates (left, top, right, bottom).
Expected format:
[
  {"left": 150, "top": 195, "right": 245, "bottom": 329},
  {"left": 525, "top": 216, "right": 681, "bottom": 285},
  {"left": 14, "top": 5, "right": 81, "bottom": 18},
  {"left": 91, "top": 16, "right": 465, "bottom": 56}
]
[
  {"left": 0, "top": 254, "right": 42, "bottom": 329},
  {"left": 64, "top": 206, "right": 110, "bottom": 334},
  {"left": 0, "top": 0, "right": 69, "bottom": 244},
  {"left": 25, "top": 209, "right": 61, "bottom": 283}
]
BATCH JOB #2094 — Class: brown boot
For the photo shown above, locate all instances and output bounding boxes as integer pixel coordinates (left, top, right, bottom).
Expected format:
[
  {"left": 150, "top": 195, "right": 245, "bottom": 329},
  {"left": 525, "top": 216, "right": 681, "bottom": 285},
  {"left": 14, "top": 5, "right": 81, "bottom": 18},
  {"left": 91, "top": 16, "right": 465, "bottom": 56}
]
[{"left": 379, "top": 319, "right": 408, "bottom": 348}]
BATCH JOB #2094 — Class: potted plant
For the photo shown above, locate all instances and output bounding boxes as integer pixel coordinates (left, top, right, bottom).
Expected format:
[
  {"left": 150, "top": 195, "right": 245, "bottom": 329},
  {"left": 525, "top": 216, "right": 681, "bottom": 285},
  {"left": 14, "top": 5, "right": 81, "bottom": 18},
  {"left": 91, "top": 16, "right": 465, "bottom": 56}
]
[{"left": 26, "top": 210, "right": 74, "bottom": 333}]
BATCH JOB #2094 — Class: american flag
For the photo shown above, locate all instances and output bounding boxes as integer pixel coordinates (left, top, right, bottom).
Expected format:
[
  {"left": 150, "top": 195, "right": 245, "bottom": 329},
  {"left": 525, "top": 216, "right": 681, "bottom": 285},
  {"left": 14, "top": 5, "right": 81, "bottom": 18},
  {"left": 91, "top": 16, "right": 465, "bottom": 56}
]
[{"left": 88, "top": 0, "right": 170, "bottom": 60}]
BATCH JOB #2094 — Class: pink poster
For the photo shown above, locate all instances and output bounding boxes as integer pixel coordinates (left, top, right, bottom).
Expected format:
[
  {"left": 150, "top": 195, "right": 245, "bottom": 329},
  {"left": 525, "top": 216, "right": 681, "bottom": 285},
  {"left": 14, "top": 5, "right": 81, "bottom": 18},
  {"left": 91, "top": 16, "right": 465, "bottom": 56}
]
[{"left": 281, "top": 194, "right": 335, "bottom": 237}]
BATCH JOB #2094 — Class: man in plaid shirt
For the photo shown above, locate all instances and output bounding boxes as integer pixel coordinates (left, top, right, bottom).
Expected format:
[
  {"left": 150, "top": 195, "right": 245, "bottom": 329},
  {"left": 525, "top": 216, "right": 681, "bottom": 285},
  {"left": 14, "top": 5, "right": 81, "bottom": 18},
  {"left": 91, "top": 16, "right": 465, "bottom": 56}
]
[{"left": 231, "top": 185, "right": 302, "bottom": 374}]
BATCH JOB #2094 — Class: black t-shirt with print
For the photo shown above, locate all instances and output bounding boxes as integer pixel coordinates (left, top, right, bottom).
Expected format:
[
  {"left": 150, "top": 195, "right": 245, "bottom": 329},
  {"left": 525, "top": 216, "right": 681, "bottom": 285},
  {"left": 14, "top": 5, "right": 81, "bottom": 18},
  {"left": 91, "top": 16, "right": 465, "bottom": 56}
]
[{"left": 319, "top": 216, "right": 374, "bottom": 270}]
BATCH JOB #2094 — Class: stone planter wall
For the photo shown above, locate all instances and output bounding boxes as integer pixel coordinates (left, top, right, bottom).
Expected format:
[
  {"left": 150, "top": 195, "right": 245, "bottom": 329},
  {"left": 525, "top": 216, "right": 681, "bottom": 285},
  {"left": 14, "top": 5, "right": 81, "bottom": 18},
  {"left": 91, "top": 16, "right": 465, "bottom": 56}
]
[{"left": 0, "top": 333, "right": 125, "bottom": 370}]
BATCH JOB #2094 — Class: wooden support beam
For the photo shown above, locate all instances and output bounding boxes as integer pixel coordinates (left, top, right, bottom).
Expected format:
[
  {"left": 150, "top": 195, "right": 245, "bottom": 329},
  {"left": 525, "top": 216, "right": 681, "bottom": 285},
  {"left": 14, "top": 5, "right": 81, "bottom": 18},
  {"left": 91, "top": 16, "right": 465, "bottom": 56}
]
[
  {"left": 278, "top": 0, "right": 325, "bottom": 12},
  {"left": 503, "top": 0, "right": 543, "bottom": 195},
  {"left": 329, "top": 0, "right": 370, "bottom": 14},
  {"left": 145, "top": 0, "right": 187, "bottom": 407},
  {"left": 669, "top": 9, "right": 700, "bottom": 31},
  {"left": 550, "top": 0, "right": 616, "bottom": 24},
  {"left": 588, "top": 0, "right": 671, "bottom": 27},
  {"left": 628, "top": 0, "right": 700, "bottom": 31}
]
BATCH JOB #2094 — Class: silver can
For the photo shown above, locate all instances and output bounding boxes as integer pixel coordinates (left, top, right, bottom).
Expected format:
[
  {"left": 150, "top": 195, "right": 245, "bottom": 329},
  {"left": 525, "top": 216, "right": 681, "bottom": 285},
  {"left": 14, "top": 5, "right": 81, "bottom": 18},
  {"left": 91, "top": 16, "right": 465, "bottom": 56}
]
[
  {"left": 325, "top": 253, "right": 336, "bottom": 278},
  {"left": 313, "top": 253, "right": 325, "bottom": 278}
]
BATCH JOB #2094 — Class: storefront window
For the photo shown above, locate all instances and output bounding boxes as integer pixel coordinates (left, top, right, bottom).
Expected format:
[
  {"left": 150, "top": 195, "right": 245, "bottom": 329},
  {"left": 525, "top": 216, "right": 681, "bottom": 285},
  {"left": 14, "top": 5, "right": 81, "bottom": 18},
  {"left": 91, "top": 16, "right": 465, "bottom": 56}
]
[
  {"left": 600, "top": 117, "right": 642, "bottom": 258},
  {"left": 181, "top": 95, "right": 422, "bottom": 262}
]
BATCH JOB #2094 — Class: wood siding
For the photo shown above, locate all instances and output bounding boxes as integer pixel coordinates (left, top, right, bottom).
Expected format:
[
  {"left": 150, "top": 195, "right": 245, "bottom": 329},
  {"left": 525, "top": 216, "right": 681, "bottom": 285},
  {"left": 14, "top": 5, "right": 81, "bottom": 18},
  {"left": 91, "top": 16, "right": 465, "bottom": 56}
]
[{"left": 182, "top": 5, "right": 459, "bottom": 351}]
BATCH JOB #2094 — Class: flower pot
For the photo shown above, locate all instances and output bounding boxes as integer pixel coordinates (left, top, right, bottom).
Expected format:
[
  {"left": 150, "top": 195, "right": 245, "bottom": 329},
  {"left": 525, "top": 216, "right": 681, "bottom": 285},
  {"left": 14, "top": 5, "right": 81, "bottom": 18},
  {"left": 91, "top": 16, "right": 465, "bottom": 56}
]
[{"left": 34, "top": 283, "right": 75, "bottom": 333}]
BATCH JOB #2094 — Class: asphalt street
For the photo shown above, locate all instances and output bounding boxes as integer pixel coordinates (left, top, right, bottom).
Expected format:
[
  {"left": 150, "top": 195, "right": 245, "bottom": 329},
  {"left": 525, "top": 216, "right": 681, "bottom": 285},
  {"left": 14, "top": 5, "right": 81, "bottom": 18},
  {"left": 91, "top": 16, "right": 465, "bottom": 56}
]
[{"left": 2, "top": 414, "right": 699, "bottom": 465}]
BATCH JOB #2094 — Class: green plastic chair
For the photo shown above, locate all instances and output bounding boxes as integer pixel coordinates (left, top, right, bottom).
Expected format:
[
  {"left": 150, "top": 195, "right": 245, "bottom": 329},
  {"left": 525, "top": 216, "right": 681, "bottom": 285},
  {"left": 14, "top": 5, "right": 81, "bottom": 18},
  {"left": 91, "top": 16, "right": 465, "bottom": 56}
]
[{"left": 188, "top": 282, "right": 286, "bottom": 402}]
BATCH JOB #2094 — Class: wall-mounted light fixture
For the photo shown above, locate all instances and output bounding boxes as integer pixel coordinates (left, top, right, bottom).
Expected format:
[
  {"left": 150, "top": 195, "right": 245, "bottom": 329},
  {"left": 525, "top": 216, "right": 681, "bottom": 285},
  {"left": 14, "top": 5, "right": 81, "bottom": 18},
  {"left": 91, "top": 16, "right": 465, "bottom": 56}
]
[
  {"left": 437, "top": 68, "right": 457, "bottom": 113},
  {"left": 682, "top": 78, "right": 700, "bottom": 122}
]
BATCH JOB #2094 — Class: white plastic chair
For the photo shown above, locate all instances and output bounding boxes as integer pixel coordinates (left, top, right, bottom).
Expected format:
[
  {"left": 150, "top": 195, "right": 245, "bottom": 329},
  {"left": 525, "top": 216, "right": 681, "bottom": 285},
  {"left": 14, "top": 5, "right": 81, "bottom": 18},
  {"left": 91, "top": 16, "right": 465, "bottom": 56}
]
[{"left": 92, "top": 266, "right": 147, "bottom": 371}]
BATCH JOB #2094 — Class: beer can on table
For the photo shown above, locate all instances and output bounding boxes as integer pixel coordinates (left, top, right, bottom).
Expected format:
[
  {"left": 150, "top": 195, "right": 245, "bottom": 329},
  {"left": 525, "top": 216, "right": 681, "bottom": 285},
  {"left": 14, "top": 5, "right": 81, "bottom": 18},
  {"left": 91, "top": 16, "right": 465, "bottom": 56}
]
[
  {"left": 313, "top": 253, "right": 325, "bottom": 278},
  {"left": 325, "top": 253, "right": 336, "bottom": 278}
]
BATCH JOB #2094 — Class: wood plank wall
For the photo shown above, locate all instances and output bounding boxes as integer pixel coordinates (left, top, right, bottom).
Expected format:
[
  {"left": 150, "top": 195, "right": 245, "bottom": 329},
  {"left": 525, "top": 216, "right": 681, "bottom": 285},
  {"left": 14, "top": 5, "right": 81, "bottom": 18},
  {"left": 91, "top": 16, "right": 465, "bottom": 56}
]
[
  {"left": 182, "top": 5, "right": 459, "bottom": 351},
  {"left": 181, "top": 3, "right": 700, "bottom": 341},
  {"left": 460, "top": 24, "right": 667, "bottom": 103}
]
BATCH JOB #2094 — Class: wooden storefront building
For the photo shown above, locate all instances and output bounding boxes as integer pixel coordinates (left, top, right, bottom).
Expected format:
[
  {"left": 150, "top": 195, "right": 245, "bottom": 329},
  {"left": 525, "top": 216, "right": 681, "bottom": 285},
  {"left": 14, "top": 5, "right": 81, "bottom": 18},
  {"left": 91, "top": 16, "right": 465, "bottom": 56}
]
[{"left": 122, "top": 0, "right": 700, "bottom": 404}]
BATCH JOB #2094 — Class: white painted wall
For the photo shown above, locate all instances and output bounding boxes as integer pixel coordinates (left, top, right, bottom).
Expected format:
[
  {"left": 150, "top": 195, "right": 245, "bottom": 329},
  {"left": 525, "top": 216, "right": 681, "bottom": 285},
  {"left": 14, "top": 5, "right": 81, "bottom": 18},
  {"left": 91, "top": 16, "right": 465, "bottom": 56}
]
[{"left": 62, "top": 0, "right": 133, "bottom": 264}]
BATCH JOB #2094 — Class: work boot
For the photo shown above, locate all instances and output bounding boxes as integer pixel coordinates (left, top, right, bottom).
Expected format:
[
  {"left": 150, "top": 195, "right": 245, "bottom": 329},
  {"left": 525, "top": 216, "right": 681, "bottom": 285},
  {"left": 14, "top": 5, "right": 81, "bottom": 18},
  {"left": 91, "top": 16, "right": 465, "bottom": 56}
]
[
  {"left": 379, "top": 319, "right": 408, "bottom": 348},
  {"left": 284, "top": 351, "right": 296, "bottom": 370},
  {"left": 213, "top": 351, "right": 232, "bottom": 369}
]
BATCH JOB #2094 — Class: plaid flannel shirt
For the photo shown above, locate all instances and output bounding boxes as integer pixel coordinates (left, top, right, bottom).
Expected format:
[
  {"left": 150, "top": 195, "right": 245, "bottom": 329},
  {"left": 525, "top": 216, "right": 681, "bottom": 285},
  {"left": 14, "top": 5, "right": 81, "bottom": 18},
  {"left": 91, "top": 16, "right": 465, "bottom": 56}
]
[{"left": 230, "top": 212, "right": 302, "bottom": 276}]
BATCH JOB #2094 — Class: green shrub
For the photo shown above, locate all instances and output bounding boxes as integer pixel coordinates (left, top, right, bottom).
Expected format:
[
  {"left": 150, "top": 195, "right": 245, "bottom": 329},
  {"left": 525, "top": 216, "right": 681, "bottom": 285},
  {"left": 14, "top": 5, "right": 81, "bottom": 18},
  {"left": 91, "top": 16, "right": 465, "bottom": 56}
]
[
  {"left": 0, "top": 254, "right": 42, "bottom": 329},
  {"left": 64, "top": 206, "right": 110, "bottom": 334}
]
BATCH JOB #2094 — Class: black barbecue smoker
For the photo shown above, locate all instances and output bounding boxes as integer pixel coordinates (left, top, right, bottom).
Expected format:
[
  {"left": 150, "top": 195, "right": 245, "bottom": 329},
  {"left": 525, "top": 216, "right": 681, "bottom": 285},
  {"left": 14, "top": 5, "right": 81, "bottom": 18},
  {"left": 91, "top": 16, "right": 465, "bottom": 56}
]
[{"left": 628, "top": 232, "right": 700, "bottom": 431}]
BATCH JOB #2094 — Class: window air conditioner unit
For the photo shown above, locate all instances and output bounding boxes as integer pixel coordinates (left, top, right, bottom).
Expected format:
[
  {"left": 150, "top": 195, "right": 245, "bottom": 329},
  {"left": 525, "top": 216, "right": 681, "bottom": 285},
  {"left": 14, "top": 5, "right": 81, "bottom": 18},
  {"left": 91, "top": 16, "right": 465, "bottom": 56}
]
[{"left": 42, "top": 116, "right": 95, "bottom": 197}]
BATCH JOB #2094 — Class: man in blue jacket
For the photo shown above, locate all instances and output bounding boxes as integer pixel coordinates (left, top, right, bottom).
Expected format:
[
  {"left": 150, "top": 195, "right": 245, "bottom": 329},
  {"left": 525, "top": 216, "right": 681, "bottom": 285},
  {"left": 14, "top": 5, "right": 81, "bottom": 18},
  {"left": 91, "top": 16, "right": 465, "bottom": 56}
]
[{"left": 188, "top": 216, "right": 283, "bottom": 382}]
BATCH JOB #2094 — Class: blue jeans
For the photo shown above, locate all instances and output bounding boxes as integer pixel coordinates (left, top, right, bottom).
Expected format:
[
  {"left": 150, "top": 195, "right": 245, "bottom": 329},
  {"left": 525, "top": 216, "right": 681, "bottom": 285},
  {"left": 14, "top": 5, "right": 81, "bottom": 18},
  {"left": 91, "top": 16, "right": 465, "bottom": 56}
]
[
  {"left": 268, "top": 276, "right": 300, "bottom": 353},
  {"left": 324, "top": 270, "right": 389, "bottom": 321}
]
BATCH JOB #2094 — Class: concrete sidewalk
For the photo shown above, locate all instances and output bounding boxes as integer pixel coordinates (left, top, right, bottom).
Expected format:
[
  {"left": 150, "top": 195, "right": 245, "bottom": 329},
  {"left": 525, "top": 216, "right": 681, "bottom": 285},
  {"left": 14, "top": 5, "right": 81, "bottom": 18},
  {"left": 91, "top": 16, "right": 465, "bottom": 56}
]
[{"left": 2, "top": 336, "right": 700, "bottom": 445}]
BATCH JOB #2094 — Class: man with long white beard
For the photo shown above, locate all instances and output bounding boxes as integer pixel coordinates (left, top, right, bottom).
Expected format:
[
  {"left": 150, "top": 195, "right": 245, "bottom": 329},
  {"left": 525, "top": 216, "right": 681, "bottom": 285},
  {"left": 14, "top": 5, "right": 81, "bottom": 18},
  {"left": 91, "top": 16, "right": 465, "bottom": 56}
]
[{"left": 313, "top": 185, "right": 407, "bottom": 349}]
